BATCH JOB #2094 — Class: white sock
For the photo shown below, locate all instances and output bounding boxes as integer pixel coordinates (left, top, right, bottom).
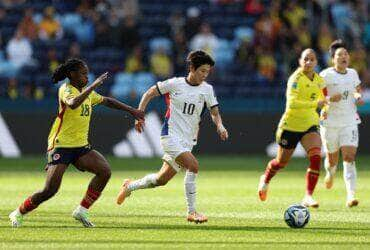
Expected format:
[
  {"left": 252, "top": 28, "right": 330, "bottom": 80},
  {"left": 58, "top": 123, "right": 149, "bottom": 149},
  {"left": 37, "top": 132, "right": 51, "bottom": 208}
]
[
  {"left": 325, "top": 157, "right": 337, "bottom": 175},
  {"left": 343, "top": 161, "right": 357, "bottom": 200},
  {"left": 127, "top": 173, "right": 158, "bottom": 192},
  {"left": 76, "top": 205, "right": 88, "bottom": 213},
  {"left": 184, "top": 171, "right": 197, "bottom": 214},
  {"left": 15, "top": 208, "right": 22, "bottom": 215}
]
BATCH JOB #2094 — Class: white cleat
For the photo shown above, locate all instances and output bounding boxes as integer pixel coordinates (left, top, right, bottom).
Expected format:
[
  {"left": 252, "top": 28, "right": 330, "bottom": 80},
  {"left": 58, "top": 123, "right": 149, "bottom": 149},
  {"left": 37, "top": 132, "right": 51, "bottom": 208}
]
[
  {"left": 302, "top": 195, "right": 319, "bottom": 208},
  {"left": 258, "top": 175, "right": 269, "bottom": 201},
  {"left": 72, "top": 208, "right": 95, "bottom": 228},
  {"left": 9, "top": 209, "right": 23, "bottom": 228}
]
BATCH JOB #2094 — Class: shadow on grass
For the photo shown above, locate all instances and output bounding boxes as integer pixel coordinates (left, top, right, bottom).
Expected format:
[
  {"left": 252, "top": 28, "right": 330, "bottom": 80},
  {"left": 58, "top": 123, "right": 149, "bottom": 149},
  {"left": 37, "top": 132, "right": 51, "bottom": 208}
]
[
  {"left": 1, "top": 239, "right": 370, "bottom": 245},
  {"left": 1, "top": 222, "right": 370, "bottom": 235}
]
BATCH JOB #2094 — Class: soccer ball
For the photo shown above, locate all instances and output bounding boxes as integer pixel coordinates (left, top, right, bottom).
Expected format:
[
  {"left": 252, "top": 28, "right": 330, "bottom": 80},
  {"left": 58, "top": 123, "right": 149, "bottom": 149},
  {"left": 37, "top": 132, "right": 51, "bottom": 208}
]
[{"left": 284, "top": 204, "right": 310, "bottom": 228}]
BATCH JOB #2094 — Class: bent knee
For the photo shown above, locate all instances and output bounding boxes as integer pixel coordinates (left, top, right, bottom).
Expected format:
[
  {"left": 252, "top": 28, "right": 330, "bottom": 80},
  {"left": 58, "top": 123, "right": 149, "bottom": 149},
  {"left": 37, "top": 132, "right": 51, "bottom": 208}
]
[
  {"left": 343, "top": 154, "right": 356, "bottom": 163},
  {"left": 98, "top": 164, "right": 111, "bottom": 179},
  {"left": 274, "top": 159, "right": 288, "bottom": 168},
  {"left": 156, "top": 177, "right": 169, "bottom": 186},
  {"left": 187, "top": 160, "right": 199, "bottom": 174}
]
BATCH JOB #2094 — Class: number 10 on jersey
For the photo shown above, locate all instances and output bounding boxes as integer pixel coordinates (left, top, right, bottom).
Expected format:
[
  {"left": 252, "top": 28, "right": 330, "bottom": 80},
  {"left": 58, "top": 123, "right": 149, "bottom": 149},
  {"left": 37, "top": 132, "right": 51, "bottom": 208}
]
[{"left": 183, "top": 102, "right": 195, "bottom": 115}]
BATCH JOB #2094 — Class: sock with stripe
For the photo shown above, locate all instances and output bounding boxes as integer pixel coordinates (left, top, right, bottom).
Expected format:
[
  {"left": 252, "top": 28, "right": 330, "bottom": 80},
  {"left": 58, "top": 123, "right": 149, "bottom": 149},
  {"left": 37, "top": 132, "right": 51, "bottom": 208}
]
[{"left": 80, "top": 187, "right": 101, "bottom": 209}]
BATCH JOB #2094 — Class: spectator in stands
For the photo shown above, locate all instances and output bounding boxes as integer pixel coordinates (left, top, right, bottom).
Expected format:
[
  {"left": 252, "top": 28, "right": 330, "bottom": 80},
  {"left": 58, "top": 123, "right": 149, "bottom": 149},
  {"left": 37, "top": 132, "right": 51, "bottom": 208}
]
[
  {"left": 45, "top": 48, "right": 60, "bottom": 74},
  {"left": 282, "top": 1, "right": 306, "bottom": 29},
  {"left": 256, "top": 47, "right": 276, "bottom": 82},
  {"left": 350, "top": 41, "right": 368, "bottom": 83},
  {"left": 173, "top": 31, "right": 188, "bottom": 74},
  {"left": 244, "top": 0, "right": 265, "bottom": 16},
  {"left": 121, "top": 0, "right": 140, "bottom": 18},
  {"left": 317, "top": 24, "right": 334, "bottom": 55},
  {"left": 117, "top": 15, "right": 140, "bottom": 51},
  {"left": 184, "top": 7, "right": 202, "bottom": 40},
  {"left": 168, "top": 10, "right": 185, "bottom": 37},
  {"left": 38, "top": 6, "right": 63, "bottom": 41},
  {"left": 150, "top": 46, "right": 173, "bottom": 80},
  {"left": 330, "top": 0, "right": 361, "bottom": 40},
  {"left": 6, "top": 29, "right": 33, "bottom": 69},
  {"left": 125, "top": 45, "right": 145, "bottom": 73},
  {"left": 295, "top": 20, "right": 311, "bottom": 48},
  {"left": 67, "top": 42, "right": 81, "bottom": 59},
  {"left": 190, "top": 23, "right": 219, "bottom": 57},
  {"left": 0, "top": 0, "right": 25, "bottom": 8},
  {"left": 17, "top": 8, "right": 38, "bottom": 41},
  {"left": 236, "top": 38, "right": 256, "bottom": 73},
  {"left": 95, "top": 0, "right": 111, "bottom": 17},
  {"left": 7, "top": 78, "right": 18, "bottom": 100},
  {"left": 254, "top": 13, "right": 277, "bottom": 49},
  {"left": 94, "top": 14, "right": 112, "bottom": 47}
]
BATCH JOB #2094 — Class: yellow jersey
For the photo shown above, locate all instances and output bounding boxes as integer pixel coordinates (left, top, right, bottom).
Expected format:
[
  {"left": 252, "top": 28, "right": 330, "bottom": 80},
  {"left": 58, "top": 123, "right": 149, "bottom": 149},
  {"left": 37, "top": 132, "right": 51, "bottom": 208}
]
[
  {"left": 47, "top": 83, "right": 103, "bottom": 150},
  {"left": 278, "top": 68, "right": 325, "bottom": 132}
]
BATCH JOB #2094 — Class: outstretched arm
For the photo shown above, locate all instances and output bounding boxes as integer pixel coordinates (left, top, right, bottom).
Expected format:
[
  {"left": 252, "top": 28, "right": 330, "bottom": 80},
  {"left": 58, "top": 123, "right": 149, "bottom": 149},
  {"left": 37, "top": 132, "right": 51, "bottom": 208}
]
[
  {"left": 210, "top": 106, "right": 228, "bottom": 141},
  {"left": 101, "top": 97, "right": 144, "bottom": 121},
  {"left": 66, "top": 72, "right": 108, "bottom": 109},
  {"left": 135, "top": 85, "right": 161, "bottom": 133}
]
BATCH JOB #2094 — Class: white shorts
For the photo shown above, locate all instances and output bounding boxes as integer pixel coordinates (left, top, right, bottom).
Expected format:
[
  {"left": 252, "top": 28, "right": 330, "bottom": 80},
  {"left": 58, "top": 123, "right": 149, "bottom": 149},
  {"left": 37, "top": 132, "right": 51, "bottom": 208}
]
[
  {"left": 320, "top": 125, "right": 359, "bottom": 153},
  {"left": 160, "top": 136, "right": 193, "bottom": 172}
]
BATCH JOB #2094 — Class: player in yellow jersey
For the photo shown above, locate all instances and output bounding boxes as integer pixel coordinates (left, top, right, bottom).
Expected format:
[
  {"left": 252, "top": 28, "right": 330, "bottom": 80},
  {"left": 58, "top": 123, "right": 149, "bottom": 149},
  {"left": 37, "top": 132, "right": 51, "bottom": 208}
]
[
  {"left": 258, "top": 49, "right": 339, "bottom": 208},
  {"left": 9, "top": 59, "right": 144, "bottom": 228}
]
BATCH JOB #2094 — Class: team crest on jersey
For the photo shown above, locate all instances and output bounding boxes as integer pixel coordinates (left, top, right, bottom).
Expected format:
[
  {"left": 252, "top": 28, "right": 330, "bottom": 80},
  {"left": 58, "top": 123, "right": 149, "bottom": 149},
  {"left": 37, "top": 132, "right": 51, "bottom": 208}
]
[
  {"left": 281, "top": 139, "right": 288, "bottom": 146},
  {"left": 53, "top": 153, "right": 61, "bottom": 161},
  {"left": 292, "top": 82, "right": 298, "bottom": 89}
]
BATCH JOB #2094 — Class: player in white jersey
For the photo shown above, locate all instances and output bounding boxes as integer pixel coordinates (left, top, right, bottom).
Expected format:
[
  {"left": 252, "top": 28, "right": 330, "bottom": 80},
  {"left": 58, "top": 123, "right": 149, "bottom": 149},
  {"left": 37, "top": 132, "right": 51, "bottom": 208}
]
[
  {"left": 320, "top": 40, "right": 364, "bottom": 207},
  {"left": 116, "top": 51, "right": 228, "bottom": 223}
]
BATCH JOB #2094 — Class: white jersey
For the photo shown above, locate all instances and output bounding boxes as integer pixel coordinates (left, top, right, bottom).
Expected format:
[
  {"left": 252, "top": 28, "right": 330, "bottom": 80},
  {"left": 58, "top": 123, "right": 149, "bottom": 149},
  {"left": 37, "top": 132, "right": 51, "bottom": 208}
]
[
  {"left": 319, "top": 67, "right": 361, "bottom": 128},
  {"left": 157, "top": 77, "right": 219, "bottom": 145}
]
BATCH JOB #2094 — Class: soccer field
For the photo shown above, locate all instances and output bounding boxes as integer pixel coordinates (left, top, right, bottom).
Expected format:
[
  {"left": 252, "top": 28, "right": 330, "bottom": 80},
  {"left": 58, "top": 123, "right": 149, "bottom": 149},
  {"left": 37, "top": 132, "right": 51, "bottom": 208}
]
[{"left": 1, "top": 156, "right": 369, "bottom": 249}]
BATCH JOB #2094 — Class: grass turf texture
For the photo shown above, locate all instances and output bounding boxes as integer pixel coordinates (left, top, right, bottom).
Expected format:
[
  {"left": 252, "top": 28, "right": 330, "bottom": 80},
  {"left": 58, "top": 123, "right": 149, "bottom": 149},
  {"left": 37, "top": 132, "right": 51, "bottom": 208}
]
[{"left": 0, "top": 156, "right": 369, "bottom": 249}]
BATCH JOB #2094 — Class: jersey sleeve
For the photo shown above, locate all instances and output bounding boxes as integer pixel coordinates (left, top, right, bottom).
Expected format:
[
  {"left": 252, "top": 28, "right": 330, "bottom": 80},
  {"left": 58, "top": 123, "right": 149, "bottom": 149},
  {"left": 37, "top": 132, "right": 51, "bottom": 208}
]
[
  {"left": 90, "top": 91, "right": 104, "bottom": 106},
  {"left": 156, "top": 78, "right": 176, "bottom": 95},
  {"left": 353, "top": 70, "right": 361, "bottom": 87},
  {"left": 59, "top": 84, "right": 76, "bottom": 104},
  {"left": 286, "top": 78, "right": 317, "bottom": 109},
  {"left": 205, "top": 85, "right": 219, "bottom": 109}
]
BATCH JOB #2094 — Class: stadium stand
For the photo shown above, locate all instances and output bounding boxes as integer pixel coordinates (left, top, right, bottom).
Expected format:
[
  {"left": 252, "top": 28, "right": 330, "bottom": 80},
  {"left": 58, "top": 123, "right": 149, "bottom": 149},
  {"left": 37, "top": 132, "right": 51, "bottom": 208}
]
[{"left": 0, "top": 0, "right": 368, "bottom": 104}]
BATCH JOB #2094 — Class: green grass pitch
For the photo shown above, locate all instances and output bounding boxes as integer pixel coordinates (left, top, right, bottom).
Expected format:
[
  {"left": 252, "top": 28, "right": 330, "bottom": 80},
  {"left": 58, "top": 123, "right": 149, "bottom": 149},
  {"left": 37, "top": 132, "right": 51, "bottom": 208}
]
[{"left": 1, "top": 156, "right": 369, "bottom": 249}]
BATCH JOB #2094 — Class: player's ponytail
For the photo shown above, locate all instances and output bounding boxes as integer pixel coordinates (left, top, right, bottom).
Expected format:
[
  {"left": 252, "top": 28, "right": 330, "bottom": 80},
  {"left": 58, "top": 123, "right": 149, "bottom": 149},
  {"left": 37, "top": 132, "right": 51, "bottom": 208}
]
[
  {"left": 329, "top": 39, "right": 347, "bottom": 58},
  {"left": 52, "top": 58, "right": 86, "bottom": 84},
  {"left": 52, "top": 63, "right": 68, "bottom": 83}
]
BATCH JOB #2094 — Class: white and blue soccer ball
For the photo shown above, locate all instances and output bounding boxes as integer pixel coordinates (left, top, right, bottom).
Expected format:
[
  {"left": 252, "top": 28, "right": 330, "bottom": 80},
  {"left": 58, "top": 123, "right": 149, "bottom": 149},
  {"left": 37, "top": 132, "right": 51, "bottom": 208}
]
[{"left": 284, "top": 204, "right": 310, "bottom": 228}]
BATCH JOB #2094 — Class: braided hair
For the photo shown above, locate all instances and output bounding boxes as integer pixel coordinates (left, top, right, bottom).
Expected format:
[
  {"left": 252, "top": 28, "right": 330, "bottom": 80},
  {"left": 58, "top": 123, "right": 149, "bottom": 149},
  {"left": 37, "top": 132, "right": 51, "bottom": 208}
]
[{"left": 52, "top": 58, "right": 85, "bottom": 83}]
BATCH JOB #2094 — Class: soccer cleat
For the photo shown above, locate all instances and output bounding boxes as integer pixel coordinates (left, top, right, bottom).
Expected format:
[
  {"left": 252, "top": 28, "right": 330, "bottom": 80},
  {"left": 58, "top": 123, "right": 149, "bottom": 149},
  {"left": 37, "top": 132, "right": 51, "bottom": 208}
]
[
  {"left": 9, "top": 209, "right": 23, "bottom": 228},
  {"left": 324, "top": 166, "right": 336, "bottom": 189},
  {"left": 258, "top": 175, "right": 269, "bottom": 201},
  {"left": 346, "top": 199, "right": 359, "bottom": 208},
  {"left": 187, "top": 212, "right": 208, "bottom": 224},
  {"left": 116, "top": 179, "right": 132, "bottom": 205},
  {"left": 302, "top": 195, "right": 319, "bottom": 208},
  {"left": 72, "top": 208, "right": 94, "bottom": 228}
]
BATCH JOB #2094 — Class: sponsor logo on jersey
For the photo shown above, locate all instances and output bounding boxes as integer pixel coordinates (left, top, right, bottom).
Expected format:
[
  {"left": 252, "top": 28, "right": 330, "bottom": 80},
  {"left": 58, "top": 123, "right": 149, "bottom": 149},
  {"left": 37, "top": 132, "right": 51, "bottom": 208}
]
[
  {"left": 53, "top": 153, "right": 61, "bottom": 161},
  {"left": 281, "top": 139, "right": 288, "bottom": 146}
]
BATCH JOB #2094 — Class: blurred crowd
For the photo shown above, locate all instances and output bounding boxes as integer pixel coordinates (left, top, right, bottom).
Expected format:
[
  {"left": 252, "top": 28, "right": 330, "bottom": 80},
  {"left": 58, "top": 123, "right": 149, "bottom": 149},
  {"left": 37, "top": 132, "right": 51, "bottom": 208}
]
[{"left": 0, "top": 0, "right": 368, "bottom": 101}]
